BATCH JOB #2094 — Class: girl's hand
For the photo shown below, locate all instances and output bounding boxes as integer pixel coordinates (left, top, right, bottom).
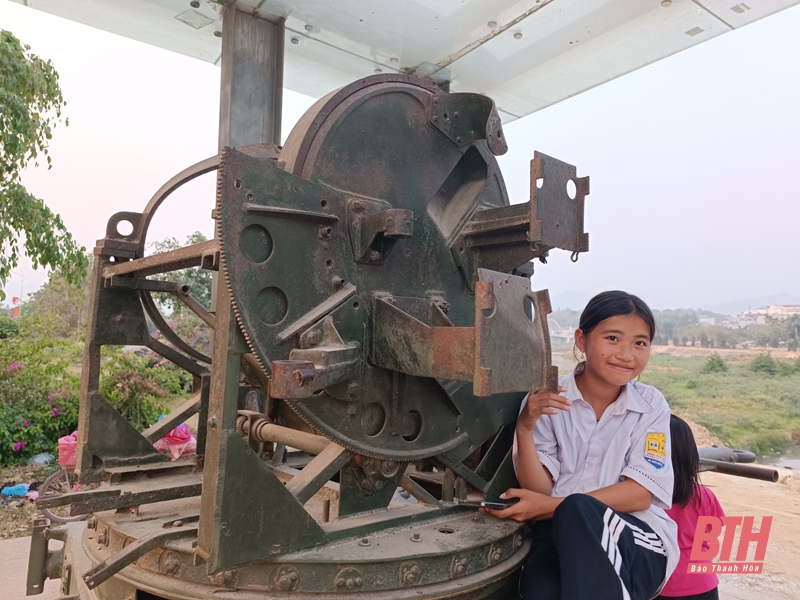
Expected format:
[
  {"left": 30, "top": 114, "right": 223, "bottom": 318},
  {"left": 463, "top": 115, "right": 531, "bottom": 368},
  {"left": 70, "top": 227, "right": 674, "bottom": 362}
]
[
  {"left": 516, "top": 386, "right": 570, "bottom": 432},
  {"left": 482, "top": 488, "right": 561, "bottom": 522}
]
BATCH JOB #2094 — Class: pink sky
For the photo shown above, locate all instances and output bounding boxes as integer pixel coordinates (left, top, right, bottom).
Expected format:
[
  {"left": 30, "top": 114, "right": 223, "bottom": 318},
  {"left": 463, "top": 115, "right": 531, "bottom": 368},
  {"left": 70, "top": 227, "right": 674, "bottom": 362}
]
[{"left": 2, "top": 1, "right": 799, "bottom": 310}]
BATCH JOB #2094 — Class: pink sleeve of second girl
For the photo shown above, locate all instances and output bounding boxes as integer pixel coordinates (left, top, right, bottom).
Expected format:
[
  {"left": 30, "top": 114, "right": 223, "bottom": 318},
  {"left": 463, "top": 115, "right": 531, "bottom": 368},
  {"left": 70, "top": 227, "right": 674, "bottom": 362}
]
[{"left": 702, "top": 486, "right": 725, "bottom": 519}]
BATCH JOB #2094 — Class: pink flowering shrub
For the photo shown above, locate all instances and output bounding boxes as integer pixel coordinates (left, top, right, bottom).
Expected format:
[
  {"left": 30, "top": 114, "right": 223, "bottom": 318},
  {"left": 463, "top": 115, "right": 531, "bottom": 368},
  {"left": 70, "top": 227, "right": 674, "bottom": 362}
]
[{"left": 0, "top": 317, "right": 80, "bottom": 464}]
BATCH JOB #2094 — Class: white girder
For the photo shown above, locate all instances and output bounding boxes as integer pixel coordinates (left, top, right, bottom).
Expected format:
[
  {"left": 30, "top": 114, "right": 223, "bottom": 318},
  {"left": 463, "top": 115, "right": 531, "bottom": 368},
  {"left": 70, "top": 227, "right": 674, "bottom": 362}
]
[{"left": 9, "top": 0, "right": 799, "bottom": 121}]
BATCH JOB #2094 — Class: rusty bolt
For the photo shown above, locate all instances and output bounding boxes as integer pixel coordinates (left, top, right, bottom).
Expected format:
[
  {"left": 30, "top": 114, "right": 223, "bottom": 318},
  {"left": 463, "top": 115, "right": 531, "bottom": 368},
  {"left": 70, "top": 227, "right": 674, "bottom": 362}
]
[
  {"left": 454, "top": 111, "right": 460, "bottom": 118},
  {"left": 452, "top": 556, "right": 467, "bottom": 577},
  {"left": 270, "top": 544, "right": 281, "bottom": 555},
  {"left": 161, "top": 555, "right": 181, "bottom": 576},
  {"left": 115, "top": 315, "right": 125, "bottom": 323},
  {"left": 402, "top": 565, "right": 421, "bottom": 585},
  {"left": 276, "top": 569, "right": 298, "bottom": 591},
  {"left": 432, "top": 115, "right": 439, "bottom": 122},
  {"left": 359, "top": 537, "right": 371, "bottom": 547},
  {"left": 208, "top": 416, "right": 217, "bottom": 428},
  {"left": 369, "top": 250, "right": 381, "bottom": 262},
  {"left": 97, "top": 530, "right": 108, "bottom": 545},
  {"left": 347, "top": 382, "right": 361, "bottom": 397},
  {"left": 352, "top": 200, "right": 365, "bottom": 212},
  {"left": 411, "top": 532, "right": 421, "bottom": 542},
  {"left": 211, "top": 570, "right": 235, "bottom": 586},
  {"left": 306, "top": 329, "right": 322, "bottom": 346},
  {"left": 87, "top": 516, "right": 97, "bottom": 530},
  {"left": 456, "top": 136, "right": 462, "bottom": 143},
  {"left": 331, "top": 276, "right": 346, "bottom": 288}
]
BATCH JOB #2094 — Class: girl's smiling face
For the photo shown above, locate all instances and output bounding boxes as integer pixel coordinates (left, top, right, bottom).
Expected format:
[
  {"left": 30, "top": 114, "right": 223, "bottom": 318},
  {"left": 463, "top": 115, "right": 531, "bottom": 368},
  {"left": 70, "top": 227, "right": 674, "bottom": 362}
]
[{"left": 575, "top": 313, "right": 652, "bottom": 387}]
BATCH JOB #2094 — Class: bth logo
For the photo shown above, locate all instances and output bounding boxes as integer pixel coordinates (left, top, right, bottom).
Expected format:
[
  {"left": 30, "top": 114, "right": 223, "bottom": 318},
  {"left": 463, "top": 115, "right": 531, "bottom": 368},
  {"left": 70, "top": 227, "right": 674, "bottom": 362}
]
[{"left": 689, "top": 516, "right": 773, "bottom": 574}]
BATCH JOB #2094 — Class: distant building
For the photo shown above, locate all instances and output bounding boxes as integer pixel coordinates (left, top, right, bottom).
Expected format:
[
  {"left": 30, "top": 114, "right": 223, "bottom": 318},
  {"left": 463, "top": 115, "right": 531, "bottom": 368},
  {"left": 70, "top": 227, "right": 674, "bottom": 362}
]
[
  {"left": 723, "top": 311, "right": 768, "bottom": 329},
  {"left": 765, "top": 305, "right": 800, "bottom": 319}
]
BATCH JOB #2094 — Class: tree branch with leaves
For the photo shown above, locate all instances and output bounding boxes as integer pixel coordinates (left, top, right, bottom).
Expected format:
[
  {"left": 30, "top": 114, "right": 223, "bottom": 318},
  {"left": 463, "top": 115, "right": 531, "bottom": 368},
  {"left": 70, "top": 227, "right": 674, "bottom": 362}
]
[{"left": 0, "top": 30, "right": 87, "bottom": 300}]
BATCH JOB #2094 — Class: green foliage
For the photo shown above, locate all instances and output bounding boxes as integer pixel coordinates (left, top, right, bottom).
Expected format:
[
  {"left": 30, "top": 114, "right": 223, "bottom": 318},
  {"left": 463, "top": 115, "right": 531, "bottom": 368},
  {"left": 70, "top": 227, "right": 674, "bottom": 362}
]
[
  {"left": 641, "top": 353, "right": 800, "bottom": 455},
  {"left": 0, "top": 315, "right": 81, "bottom": 464},
  {"left": 24, "top": 256, "right": 92, "bottom": 337},
  {"left": 148, "top": 232, "right": 212, "bottom": 312},
  {"left": 702, "top": 352, "right": 728, "bottom": 374},
  {"left": 750, "top": 352, "right": 778, "bottom": 376},
  {"left": 99, "top": 350, "right": 191, "bottom": 431},
  {"left": 0, "top": 30, "right": 87, "bottom": 300},
  {"left": 0, "top": 315, "right": 19, "bottom": 339},
  {"left": 0, "top": 314, "right": 193, "bottom": 463},
  {"left": 653, "top": 309, "right": 702, "bottom": 345}
]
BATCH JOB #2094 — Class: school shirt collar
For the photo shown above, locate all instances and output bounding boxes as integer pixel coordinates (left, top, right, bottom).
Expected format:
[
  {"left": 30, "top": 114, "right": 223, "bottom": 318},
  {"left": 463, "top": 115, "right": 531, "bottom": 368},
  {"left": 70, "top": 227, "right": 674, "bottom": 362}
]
[{"left": 567, "top": 362, "right": 654, "bottom": 415}]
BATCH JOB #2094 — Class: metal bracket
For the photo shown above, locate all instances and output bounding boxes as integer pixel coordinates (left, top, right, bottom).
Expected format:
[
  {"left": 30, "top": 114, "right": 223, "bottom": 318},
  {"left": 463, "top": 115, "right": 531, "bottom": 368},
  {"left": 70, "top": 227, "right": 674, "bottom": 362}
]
[
  {"left": 82, "top": 525, "right": 198, "bottom": 590},
  {"left": 271, "top": 317, "right": 360, "bottom": 399},
  {"left": 530, "top": 151, "right": 589, "bottom": 255},
  {"left": 26, "top": 518, "right": 52, "bottom": 595},
  {"left": 428, "top": 93, "right": 508, "bottom": 156},
  {"left": 347, "top": 197, "right": 413, "bottom": 264},
  {"left": 452, "top": 151, "right": 589, "bottom": 282},
  {"left": 371, "top": 269, "right": 557, "bottom": 396}
]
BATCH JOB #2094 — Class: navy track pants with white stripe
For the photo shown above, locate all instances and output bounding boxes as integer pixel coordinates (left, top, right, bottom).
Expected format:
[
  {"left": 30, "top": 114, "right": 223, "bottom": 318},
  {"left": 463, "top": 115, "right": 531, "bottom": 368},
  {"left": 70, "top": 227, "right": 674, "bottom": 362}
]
[{"left": 519, "top": 494, "right": 667, "bottom": 600}]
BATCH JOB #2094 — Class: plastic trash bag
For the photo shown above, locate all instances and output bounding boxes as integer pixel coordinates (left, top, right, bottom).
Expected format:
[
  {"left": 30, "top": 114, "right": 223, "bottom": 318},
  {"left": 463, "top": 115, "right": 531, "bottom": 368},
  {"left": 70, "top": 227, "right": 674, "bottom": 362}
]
[
  {"left": 27, "top": 452, "right": 55, "bottom": 466},
  {"left": 1, "top": 483, "right": 30, "bottom": 497}
]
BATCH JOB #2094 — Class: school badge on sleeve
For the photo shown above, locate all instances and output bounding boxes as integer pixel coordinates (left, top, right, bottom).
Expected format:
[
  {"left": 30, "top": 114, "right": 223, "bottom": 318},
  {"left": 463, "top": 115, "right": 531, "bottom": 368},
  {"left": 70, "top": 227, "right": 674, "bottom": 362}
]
[{"left": 644, "top": 432, "right": 666, "bottom": 469}]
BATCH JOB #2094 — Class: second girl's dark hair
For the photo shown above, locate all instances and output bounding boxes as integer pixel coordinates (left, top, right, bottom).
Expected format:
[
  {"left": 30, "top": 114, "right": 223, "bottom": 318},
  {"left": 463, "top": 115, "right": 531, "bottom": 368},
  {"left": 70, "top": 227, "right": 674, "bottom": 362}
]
[
  {"left": 579, "top": 291, "right": 656, "bottom": 341},
  {"left": 670, "top": 414, "right": 701, "bottom": 507}
]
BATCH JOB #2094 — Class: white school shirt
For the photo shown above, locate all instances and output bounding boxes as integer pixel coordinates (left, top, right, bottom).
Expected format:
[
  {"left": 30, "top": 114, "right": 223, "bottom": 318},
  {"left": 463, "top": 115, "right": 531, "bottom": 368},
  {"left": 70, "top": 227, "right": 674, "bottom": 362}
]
[{"left": 513, "top": 363, "right": 679, "bottom": 587}]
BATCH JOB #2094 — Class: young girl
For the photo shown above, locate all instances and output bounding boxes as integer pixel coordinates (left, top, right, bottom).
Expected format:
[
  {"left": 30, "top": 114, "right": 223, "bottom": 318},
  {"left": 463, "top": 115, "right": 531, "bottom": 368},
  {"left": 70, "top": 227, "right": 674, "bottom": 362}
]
[
  {"left": 486, "top": 291, "right": 679, "bottom": 600},
  {"left": 656, "top": 415, "right": 725, "bottom": 600}
]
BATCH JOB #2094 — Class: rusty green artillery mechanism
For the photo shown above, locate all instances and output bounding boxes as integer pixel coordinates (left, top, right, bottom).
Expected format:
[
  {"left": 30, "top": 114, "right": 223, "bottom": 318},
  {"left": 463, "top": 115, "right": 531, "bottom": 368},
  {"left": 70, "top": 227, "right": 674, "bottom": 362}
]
[{"left": 27, "top": 74, "right": 590, "bottom": 599}]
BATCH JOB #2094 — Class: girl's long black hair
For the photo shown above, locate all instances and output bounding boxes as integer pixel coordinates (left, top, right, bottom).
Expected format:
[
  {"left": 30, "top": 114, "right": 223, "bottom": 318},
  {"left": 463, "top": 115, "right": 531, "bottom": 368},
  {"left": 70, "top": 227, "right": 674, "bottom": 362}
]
[
  {"left": 579, "top": 291, "right": 656, "bottom": 341},
  {"left": 670, "top": 414, "right": 701, "bottom": 507}
]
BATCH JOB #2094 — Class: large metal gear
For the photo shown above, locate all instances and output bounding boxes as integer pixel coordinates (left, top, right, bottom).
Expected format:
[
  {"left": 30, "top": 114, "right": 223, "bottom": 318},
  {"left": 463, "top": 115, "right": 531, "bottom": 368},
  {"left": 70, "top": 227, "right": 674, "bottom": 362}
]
[{"left": 217, "top": 75, "right": 555, "bottom": 460}]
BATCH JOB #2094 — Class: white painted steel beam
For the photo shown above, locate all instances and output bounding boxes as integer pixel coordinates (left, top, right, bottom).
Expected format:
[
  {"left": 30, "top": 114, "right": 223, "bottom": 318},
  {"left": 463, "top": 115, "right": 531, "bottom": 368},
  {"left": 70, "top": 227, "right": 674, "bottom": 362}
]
[{"left": 8, "top": 0, "right": 799, "bottom": 121}]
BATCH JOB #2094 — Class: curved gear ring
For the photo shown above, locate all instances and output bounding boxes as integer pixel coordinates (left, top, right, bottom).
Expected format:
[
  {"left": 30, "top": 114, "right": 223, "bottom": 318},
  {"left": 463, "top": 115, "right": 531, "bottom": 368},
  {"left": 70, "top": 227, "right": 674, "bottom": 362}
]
[{"left": 218, "top": 75, "right": 525, "bottom": 460}]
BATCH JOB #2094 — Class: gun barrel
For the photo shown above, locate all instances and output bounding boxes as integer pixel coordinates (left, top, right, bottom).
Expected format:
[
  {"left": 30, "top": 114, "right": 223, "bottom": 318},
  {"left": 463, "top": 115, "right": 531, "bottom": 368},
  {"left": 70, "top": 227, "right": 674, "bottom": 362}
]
[
  {"left": 698, "top": 446, "right": 756, "bottom": 463},
  {"left": 700, "top": 458, "right": 779, "bottom": 482}
]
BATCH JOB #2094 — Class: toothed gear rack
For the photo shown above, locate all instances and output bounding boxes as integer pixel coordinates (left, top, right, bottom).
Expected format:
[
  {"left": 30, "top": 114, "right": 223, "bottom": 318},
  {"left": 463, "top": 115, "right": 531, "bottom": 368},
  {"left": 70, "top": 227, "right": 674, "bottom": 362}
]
[{"left": 28, "top": 74, "right": 589, "bottom": 599}]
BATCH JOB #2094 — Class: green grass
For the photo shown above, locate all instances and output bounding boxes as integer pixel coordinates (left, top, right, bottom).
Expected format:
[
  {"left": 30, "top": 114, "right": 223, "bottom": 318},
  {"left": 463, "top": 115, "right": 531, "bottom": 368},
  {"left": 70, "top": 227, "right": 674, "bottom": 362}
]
[{"left": 640, "top": 354, "right": 800, "bottom": 455}]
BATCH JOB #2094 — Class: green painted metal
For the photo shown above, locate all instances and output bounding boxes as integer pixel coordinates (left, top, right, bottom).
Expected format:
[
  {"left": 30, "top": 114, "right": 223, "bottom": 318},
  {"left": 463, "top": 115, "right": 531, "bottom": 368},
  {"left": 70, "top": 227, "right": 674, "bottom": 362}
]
[
  {"left": 32, "top": 72, "right": 594, "bottom": 599},
  {"left": 338, "top": 459, "right": 408, "bottom": 518}
]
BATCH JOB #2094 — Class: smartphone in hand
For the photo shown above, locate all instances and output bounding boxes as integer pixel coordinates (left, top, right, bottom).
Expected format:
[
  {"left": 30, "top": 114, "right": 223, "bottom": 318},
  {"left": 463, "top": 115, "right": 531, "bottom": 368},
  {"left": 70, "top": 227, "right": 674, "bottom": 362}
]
[{"left": 456, "top": 499, "right": 518, "bottom": 509}]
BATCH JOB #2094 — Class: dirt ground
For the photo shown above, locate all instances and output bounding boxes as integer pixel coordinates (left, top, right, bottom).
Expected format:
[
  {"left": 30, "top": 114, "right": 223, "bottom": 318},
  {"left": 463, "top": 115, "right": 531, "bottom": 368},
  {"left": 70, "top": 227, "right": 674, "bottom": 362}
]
[{"left": 0, "top": 465, "right": 51, "bottom": 539}]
